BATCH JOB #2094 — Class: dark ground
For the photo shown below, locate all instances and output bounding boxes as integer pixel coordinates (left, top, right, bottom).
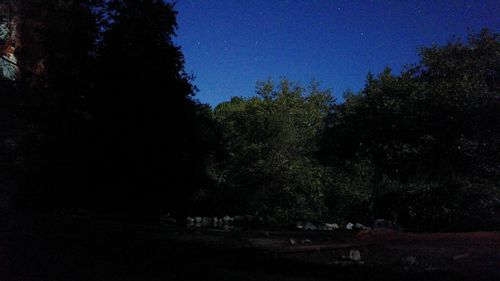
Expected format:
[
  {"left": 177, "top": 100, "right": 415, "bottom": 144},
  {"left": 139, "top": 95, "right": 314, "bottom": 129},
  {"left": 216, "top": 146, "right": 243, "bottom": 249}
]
[{"left": 1, "top": 212, "right": 499, "bottom": 281}]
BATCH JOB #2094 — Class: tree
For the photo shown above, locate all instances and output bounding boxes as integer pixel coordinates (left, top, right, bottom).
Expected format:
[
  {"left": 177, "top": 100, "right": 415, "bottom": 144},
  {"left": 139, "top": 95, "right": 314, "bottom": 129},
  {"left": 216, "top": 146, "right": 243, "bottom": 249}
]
[
  {"left": 211, "top": 79, "right": 334, "bottom": 223},
  {"left": 0, "top": 0, "right": 101, "bottom": 209},
  {"left": 0, "top": 0, "right": 213, "bottom": 217},
  {"left": 90, "top": 0, "right": 209, "bottom": 216},
  {"left": 320, "top": 30, "right": 500, "bottom": 230}
]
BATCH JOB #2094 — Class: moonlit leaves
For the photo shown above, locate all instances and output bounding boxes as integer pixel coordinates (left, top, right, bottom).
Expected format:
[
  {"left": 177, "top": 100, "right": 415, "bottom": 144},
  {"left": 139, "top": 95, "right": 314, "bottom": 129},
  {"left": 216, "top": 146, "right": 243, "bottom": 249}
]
[
  {"left": 1, "top": 53, "right": 18, "bottom": 81},
  {"left": 0, "top": 22, "right": 8, "bottom": 40}
]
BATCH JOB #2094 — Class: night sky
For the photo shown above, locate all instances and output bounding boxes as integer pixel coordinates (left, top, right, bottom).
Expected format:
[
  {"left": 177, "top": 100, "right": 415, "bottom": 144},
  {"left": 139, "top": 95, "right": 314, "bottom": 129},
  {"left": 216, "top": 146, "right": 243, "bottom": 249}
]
[{"left": 174, "top": 0, "right": 500, "bottom": 106}]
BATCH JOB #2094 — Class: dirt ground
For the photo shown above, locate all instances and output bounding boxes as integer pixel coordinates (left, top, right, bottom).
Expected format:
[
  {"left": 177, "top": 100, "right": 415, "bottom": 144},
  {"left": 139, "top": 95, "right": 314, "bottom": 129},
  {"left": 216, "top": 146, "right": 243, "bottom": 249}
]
[{"left": 1, "top": 213, "right": 499, "bottom": 281}]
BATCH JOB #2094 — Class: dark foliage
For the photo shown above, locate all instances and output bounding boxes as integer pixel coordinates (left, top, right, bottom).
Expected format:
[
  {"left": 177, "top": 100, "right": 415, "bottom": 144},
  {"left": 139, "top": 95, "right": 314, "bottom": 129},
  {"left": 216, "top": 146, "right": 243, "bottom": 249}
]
[
  {"left": 0, "top": 0, "right": 213, "bottom": 218},
  {"left": 320, "top": 30, "right": 500, "bottom": 230}
]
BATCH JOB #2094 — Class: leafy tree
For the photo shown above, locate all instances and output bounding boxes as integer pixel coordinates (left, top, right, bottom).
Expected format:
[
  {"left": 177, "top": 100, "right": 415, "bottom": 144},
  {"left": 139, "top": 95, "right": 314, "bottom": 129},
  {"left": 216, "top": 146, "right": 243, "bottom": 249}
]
[
  {"left": 211, "top": 79, "right": 334, "bottom": 223},
  {"left": 321, "top": 30, "right": 500, "bottom": 230}
]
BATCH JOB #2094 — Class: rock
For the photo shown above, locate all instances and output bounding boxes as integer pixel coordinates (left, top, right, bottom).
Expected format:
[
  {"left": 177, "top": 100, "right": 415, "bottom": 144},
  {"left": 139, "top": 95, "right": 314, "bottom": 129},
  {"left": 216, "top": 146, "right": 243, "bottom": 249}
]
[
  {"left": 452, "top": 253, "right": 469, "bottom": 260},
  {"left": 354, "top": 223, "right": 365, "bottom": 230},
  {"left": 194, "top": 222, "right": 202, "bottom": 228},
  {"left": 374, "top": 219, "right": 393, "bottom": 229},
  {"left": 348, "top": 250, "right": 361, "bottom": 261},
  {"left": 160, "top": 215, "right": 176, "bottom": 224},
  {"left": 402, "top": 256, "right": 418, "bottom": 266},
  {"left": 300, "top": 239, "right": 312, "bottom": 244},
  {"left": 289, "top": 238, "right": 297, "bottom": 245},
  {"left": 296, "top": 221, "right": 304, "bottom": 230},
  {"left": 213, "top": 217, "right": 219, "bottom": 228},
  {"left": 185, "top": 217, "right": 195, "bottom": 227},
  {"left": 304, "top": 221, "right": 318, "bottom": 230},
  {"left": 346, "top": 222, "right": 354, "bottom": 230},
  {"left": 304, "top": 221, "right": 314, "bottom": 230},
  {"left": 324, "top": 223, "right": 338, "bottom": 230},
  {"left": 223, "top": 224, "right": 232, "bottom": 231},
  {"left": 223, "top": 215, "right": 233, "bottom": 224},
  {"left": 194, "top": 217, "right": 202, "bottom": 223}
]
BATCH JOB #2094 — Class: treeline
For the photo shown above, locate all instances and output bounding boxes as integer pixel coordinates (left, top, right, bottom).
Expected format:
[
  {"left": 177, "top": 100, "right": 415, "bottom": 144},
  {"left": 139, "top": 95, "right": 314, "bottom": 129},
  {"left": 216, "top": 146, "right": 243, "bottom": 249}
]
[
  {"left": 0, "top": 1, "right": 498, "bottom": 230},
  {"left": 201, "top": 31, "right": 500, "bottom": 231}
]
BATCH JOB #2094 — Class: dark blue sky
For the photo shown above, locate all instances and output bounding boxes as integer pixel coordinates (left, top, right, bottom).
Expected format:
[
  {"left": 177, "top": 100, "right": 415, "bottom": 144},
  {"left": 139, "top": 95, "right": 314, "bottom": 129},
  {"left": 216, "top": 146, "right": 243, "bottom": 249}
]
[{"left": 174, "top": 0, "right": 500, "bottom": 105}]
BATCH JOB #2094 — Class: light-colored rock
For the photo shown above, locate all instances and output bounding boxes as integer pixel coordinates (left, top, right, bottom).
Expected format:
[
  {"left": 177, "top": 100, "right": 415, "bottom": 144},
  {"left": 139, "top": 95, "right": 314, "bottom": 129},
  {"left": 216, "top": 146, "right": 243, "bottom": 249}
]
[
  {"left": 325, "top": 223, "right": 339, "bottom": 230},
  {"left": 354, "top": 223, "right": 365, "bottom": 230},
  {"left": 300, "top": 239, "right": 312, "bottom": 244},
  {"left": 348, "top": 250, "right": 361, "bottom": 261},
  {"left": 194, "top": 217, "right": 202, "bottom": 223},
  {"left": 185, "top": 217, "right": 195, "bottom": 227},
  {"left": 289, "top": 238, "right": 297, "bottom": 245},
  {"left": 304, "top": 221, "right": 318, "bottom": 230},
  {"left": 223, "top": 215, "right": 232, "bottom": 224},
  {"left": 346, "top": 222, "right": 354, "bottom": 230},
  {"left": 296, "top": 221, "right": 304, "bottom": 230}
]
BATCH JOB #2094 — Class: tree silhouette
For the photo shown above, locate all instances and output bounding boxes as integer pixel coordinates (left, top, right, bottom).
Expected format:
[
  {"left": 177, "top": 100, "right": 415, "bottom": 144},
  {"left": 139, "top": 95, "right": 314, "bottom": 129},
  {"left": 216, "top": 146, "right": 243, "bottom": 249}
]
[
  {"left": 90, "top": 0, "right": 209, "bottom": 216},
  {"left": 0, "top": 0, "right": 212, "bottom": 217}
]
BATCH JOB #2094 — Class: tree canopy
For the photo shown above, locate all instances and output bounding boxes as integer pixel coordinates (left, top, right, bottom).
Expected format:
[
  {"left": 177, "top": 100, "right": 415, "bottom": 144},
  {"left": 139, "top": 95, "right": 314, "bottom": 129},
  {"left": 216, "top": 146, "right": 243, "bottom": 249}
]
[
  {"left": 208, "top": 80, "right": 334, "bottom": 223},
  {"left": 320, "top": 30, "right": 500, "bottom": 230}
]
